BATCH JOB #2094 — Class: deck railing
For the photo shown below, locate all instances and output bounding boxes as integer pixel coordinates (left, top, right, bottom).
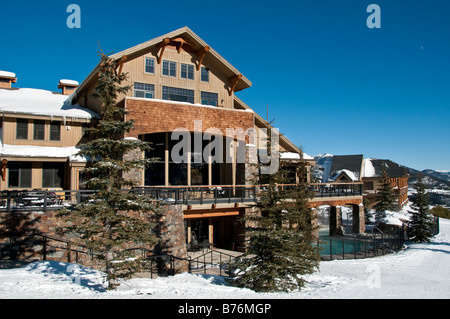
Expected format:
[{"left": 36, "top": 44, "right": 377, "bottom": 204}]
[{"left": 0, "top": 183, "right": 362, "bottom": 213}]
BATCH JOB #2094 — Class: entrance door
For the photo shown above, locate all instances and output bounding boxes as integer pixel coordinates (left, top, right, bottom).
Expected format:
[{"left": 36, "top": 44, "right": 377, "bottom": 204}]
[{"left": 190, "top": 219, "right": 209, "bottom": 246}]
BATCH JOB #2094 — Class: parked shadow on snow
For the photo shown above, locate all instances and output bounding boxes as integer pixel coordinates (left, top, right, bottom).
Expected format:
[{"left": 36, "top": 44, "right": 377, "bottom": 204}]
[{"left": 24, "top": 261, "right": 106, "bottom": 292}]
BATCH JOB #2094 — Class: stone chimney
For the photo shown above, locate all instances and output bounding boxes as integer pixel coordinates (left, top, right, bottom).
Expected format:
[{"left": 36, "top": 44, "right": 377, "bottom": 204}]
[
  {"left": 58, "top": 79, "right": 79, "bottom": 95},
  {"left": 0, "top": 71, "right": 17, "bottom": 89}
]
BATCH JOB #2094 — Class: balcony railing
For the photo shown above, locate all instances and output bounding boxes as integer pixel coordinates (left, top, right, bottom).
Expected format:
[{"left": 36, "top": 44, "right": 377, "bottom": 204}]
[{"left": 0, "top": 183, "right": 363, "bottom": 213}]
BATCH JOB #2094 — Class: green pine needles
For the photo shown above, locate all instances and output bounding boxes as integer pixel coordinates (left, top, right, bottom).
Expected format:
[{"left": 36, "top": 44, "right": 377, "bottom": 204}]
[
  {"left": 408, "top": 174, "right": 435, "bottom": 243},
  {"left": 374, "top": 165, "right": 396, "bottom": 223},
  {"left": 58, "top": 54, "right": 161, "bottom": 289},
  {"left": 231, "top": 134, "right": 320, "bottom": 292}
]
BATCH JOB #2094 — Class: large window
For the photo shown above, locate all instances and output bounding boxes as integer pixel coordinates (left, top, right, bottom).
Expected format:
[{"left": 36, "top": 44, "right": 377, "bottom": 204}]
[
  {"left": 201, "top": 92, "right": 218, "bottom": 106},
  {"left": 50, "top": 121, "right": 61, "bottom": 141},
  {"left": 33, "top": 120, "right": 45, "bottom": 140},
  {"left": 16, "top": 119, "right": 28, "bottom": 140},
  {"left": 134, "top": 82, "right": 154, "bottom": 99},
  {"left": 162, "top": 86, "right": 194, "bottom": 104},
  {"left": 8, "top": 162, "right": 32, "bottom": 188},
  {"left": 145, "top": 57, "right": 155, "bottom": 74},
  {"left": 201, "top": 67, "right": 209, "bottom": 82},
  {"left": 162, "top": 61, "right": 176, "bottom": 77},
  {"left": 181, "top": 64, "right": 194, "bottom": 80},
  {"left": 42, "top": 162, "right": 64, "bottom": 188}
]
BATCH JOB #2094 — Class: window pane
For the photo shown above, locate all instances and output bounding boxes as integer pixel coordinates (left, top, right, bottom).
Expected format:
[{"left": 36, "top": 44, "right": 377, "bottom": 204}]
[
  {"left": 163, "top": 61, "right": 176, "bottom": 77},
  {"left": 181, "top": 64, "right": 194, "bottom": 80},
  {"left": 201, "top": 92, "right": 218, "bottom": 106},
  {"left": 42, "top": 163, "right": 64, "bottom": 188},
  {"left": 162, "top": 86, "right": 194, "bottom": 104},
  {"left": 16, "top": 119, "right": 28, "bottom": 140},
  {"left": 134, "top": 82, "right": 154, "bottom": 99},
  {"left": 50, "top": 121, "right": 61, "bottom": 141},
  {"left": 8, "top": 162, "right": 31, "bottom": 188},
  {"left": 201, "top": 67, "right": 209, "bottom": 82},
  {"left": 33, "top": 120, "right": 45, "bottom": 140},
  {"left": 162, "top": 61, "right": 169, "bottom": 76},
  {"left": 145, "top": 58, "right": 155, "bottom": 73}
]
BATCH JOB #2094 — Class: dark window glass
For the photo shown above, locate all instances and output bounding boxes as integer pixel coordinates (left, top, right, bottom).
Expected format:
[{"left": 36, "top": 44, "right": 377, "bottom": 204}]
[
  {"left": 162, "top": 86, "right": 194, "bottom": 104},
  {"left": 33, "top": 120, "right": 45, "bottom": 140},
  {"left": 42, "top": 163, "right": 64, "bottom": 188},
  {"left": 8, "top": 162, "right": 32, "bottom": 188},
  {"left": 50, "top": 121, "right": 61, "bottom": 141},
  {"left": 16, "top": 119, "right": 28, "bottom": 140}
]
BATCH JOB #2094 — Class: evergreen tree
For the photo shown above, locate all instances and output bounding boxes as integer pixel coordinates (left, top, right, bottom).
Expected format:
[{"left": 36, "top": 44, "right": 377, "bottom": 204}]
[
  {"left": 408, "top": 174, "right": 435, "bottom": 243},
  {"left": 232, "top": 127, "right": 320, "bottom": 292},
  {"left": 58, "top": 54, "right": 161, "bottom": 289},
  {"left": 374, "top": 164, "right": 396, "bottom": 223}
]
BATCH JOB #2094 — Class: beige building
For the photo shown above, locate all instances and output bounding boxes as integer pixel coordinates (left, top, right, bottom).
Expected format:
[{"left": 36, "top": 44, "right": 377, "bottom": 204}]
[{"left": 0, "top": 76, "right": 98, "bottom": 191}]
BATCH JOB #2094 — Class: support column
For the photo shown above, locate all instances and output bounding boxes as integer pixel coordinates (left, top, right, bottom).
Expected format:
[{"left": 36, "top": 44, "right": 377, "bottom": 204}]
[
  {"left": 352, "top": 204, "right": 366, "bottom": 234},
  {"left": 329, "top": 206, "right": 342, "bottom": 236},
  {"left": 165, "top": 132, "right": 169, "bottom": 186}
]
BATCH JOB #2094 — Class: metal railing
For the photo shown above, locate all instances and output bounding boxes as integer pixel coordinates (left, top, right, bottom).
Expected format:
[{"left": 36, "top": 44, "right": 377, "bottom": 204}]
[
  {"left": 188, "top": 249, "right": 237, "bottom": 277},
  {"left": 318, "top": 226, "right": 406, "bottom": 261},
  {"left": 0, "top": 182, "right": 363, "bottom": 213}
]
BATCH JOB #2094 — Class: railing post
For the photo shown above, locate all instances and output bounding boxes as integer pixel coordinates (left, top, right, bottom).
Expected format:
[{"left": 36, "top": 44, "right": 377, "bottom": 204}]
[
  {"left": 42, "top": 236, "right": 47, "bottom": 261},
  {"left": 43, "top": 191, "right": 48, "bottom": 212},
  {"left": 6, "top": 191, "right": 11, "bottom": 213}
]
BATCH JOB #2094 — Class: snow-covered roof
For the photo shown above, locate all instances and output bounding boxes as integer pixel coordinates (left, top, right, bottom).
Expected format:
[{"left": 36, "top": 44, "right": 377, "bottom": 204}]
[
  {"left": 0, "top": 144, "right": 81, "bottom": 159},
  {"left": 330, "top": 169, "right": 358, "bottom": 182},
  {"left": 0, "top": 88, "right": 98, "bottom": 119},
  {"left": 59, "top": 79, "right": 79, "bottom": 86},
  {"left": 0, "top": 71, "right": 16, "bottom": 78},
  {"left": 280, "top": 152, "right": 314, "bottom": 160},
  {"left": 363, "top": 158, "right": 376, "bottom": 177}
]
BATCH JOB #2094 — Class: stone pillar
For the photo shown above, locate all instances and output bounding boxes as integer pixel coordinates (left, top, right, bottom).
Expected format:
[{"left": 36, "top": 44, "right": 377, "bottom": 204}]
[
  {"left": 157, "top": 205, "right": 189, "bottom": 274},
  {"left": 352, "top": 204, "right": 366, "bottom": 234},
  {"left": 329, "top": 206, "right": 342, "bottom": 236}
]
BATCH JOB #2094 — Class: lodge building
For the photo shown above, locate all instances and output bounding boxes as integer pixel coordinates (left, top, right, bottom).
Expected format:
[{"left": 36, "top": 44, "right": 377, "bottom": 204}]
[{"left": 0, "top": 27, "right": 366, "bottom": 255}]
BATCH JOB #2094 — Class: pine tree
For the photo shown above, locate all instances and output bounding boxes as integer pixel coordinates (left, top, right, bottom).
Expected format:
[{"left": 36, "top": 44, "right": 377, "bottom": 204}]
[
  {"left": 57, "top": 54, "right": 161, "bottom": 289},
  {"left": 232, "top": 127, "right": 320, "bottom": 292},
  {"left": 408, "top": 174, "right": 435, "bottom": 243},
  {"left": 374, "top": 165, "right": 396, "bottom": 223}
]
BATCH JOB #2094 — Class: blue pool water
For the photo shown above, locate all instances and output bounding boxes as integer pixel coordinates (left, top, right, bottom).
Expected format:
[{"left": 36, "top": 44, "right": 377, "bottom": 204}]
[{"left": 316, "top": 230, "right": 369, "bottom": 256}]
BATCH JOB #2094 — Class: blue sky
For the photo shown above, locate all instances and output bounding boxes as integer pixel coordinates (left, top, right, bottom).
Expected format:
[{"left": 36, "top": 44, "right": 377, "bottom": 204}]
[{"left": 1, "top": 0, "right": 449, "bottom": 171}]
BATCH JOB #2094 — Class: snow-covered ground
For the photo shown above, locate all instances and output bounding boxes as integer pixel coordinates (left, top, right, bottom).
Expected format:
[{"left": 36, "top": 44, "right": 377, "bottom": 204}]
[{"left": 1, "top": 219, "right": 449, "bottom": 299}]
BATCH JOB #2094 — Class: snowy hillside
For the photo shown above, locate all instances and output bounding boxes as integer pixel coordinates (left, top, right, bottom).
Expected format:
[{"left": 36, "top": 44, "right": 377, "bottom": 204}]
[{"left": 1, "top": 219, "right": 449, "bottom": 299}]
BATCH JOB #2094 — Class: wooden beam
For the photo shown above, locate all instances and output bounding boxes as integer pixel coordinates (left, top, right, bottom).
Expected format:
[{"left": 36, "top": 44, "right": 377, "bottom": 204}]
[
  {"left": 228, "top": 74, "right": 242, "bottom": 96},
  {"left": 157, "top": 37, "right": 171, "bottom": 64},
  {"left": 195, "top": 46, "right": 210, "bottom": 71},
  {"left": 116, "top": 55, "right": 128, "bottom": 75}
]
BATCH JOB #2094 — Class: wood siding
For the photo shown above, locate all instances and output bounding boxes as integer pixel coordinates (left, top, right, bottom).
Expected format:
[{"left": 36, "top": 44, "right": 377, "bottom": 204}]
[{"left": 1, "top": 116, "right": 86, "bottom": 147}]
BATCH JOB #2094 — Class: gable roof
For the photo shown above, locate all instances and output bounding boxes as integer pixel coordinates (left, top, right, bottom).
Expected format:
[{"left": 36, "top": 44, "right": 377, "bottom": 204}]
[
  {"left": 328, "top": 155, "right": 364, "bottom": 182},
  {"left": 363, "top": 159, "right": 410, "bottom": 178},
  {"left": 75, "top": 27, "right": 252, "bottom": 96}
]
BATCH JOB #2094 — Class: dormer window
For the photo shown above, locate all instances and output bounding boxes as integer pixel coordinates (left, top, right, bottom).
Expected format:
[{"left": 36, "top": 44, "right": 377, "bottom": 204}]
[{"left": 162, "top": 61, "right": 176, "bottom": 77}]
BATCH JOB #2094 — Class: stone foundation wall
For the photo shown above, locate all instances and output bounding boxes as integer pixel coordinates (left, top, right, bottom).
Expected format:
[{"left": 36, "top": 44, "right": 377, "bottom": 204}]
[{"left": 0, "top": 205, "right": 189, "bottom": 274}]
